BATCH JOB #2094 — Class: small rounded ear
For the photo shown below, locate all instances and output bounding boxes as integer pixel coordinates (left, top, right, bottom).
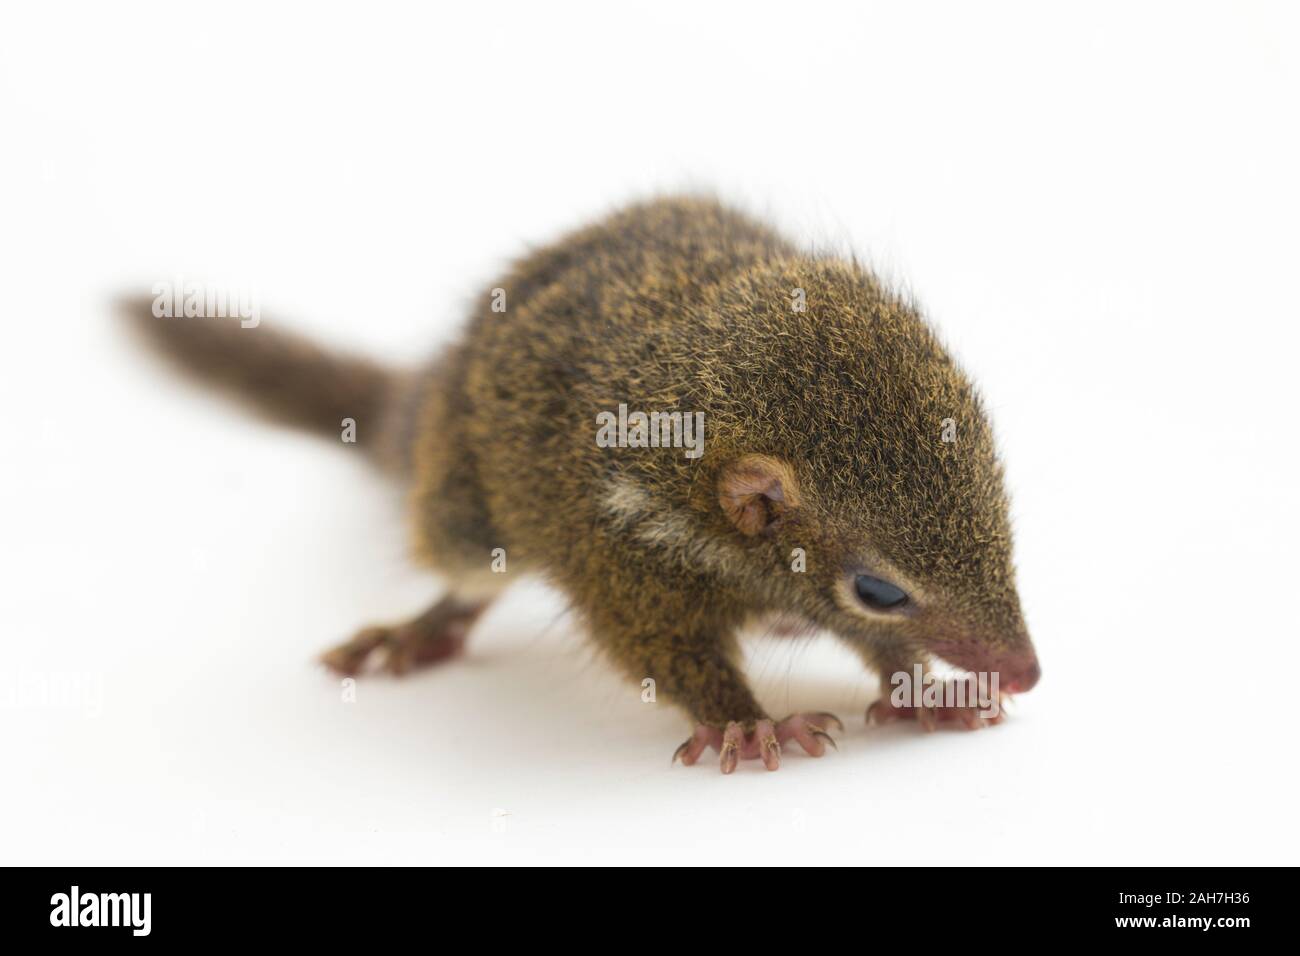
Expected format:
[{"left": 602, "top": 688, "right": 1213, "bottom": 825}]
[{"left": 718, "top": 454, "right": 801, "bottom": 536}]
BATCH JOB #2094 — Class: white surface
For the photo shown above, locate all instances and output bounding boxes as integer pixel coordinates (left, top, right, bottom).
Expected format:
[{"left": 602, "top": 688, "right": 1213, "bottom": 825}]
[{"left": 2, "top": 1, "right": 1297, "bottom": 865}]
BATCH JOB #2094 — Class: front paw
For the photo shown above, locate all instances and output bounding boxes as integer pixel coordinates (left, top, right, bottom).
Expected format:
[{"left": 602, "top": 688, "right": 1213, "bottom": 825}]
[
  {"left": 867, "top": 692, "right": 1006, "bottom": 731},
  {"left": 673, "top": 712, "right": 842, "bottom": 774}
]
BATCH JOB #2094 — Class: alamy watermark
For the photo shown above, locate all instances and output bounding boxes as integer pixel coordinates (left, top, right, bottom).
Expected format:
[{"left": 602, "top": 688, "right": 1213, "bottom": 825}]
[
  {"left": 889, "top": 664, "right": 1000, "bottom": 718},
  {"left": 2, "top": 670, "right": 104, "bottom": 718},
  {"left": 595, "top": 403, "right": 704, "bottom": 459},
  {"left": 50, "top": 886, "right": 151, "bottom": 936},
  {"left": 151, "top": 275, "right": 260, "bottom": 328}
]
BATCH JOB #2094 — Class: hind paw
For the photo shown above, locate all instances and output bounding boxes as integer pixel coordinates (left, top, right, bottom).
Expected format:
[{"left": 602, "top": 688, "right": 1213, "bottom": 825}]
[{"left": 319, "top": 597, "right": 485, "bottom": 676}]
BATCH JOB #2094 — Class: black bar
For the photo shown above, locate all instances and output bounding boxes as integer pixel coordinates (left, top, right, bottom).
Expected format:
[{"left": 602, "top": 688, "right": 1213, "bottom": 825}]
[{"left": 1, "top": 867, "right": 1286, "bottom": 943}]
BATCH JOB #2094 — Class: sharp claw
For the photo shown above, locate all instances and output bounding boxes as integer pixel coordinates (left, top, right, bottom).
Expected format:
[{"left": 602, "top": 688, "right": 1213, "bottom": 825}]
[
  {"left": 866, "top": 702, "right": 890, "bottom": 726},
  {"left": 811, "top": 729, "right": 838, "bottom": 751},
  {"left": 720, "top": 722, "right": 744, "bottom": 774},
  {"left": 816, "top": 711, "right": 845, "bottom": 732},
  {"left": 754, "top": 719, "right": 781, "bottom": 771},
  {"left": 678, "top": 713, "right": 846, "bottom": 771},
  {"left": 720, "top": 745, "right": 738, "bottom": 773}
]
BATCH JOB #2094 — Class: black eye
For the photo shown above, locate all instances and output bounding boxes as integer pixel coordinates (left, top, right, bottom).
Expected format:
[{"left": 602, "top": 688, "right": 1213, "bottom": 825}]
[{"left": 854, "top": 574, "right": 908, "bottom": 610}]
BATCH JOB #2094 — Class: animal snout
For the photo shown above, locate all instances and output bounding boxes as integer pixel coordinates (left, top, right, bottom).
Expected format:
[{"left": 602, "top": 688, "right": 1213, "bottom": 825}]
[{"left": 1001, "top": 654, "right": 1040, "bottom": 694}]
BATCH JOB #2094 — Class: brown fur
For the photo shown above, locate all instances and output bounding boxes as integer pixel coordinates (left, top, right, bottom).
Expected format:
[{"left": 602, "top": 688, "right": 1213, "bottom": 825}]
[
  {"left": 122, "top": 297, "right": 404, "bottom": 464},
  {"left": 125, "top": 195, "right": 1038, "bottom": 733}
]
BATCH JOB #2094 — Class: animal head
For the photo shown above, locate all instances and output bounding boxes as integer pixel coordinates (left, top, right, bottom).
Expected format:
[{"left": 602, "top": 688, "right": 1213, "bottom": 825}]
[{"left": 703, "top": 258, "right": 1039, "bottom": 692}]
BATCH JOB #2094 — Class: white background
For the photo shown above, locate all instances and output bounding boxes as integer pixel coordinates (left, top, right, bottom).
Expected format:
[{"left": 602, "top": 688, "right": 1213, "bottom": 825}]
[{"left": 2, "top": 1, "right": 1297, "bottom": 865}]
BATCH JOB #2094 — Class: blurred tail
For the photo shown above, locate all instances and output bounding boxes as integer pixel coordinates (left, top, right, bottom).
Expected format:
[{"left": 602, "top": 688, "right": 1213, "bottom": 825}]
[{"left": 119, "top": 294, "right": 399, "bottom": 454}]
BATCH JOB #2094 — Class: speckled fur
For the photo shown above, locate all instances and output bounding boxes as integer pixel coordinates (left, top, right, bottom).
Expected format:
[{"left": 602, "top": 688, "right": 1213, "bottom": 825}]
[
  {"left": 408, "top": 197, "right": 1035, "bottom": 724},
  {"left": 129, "top": 196, "right": 1038, "bottom": 730}
]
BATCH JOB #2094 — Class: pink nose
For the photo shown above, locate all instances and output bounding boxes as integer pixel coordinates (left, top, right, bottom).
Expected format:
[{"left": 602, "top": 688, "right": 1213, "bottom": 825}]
[{"left": 1003, "top": 656, "right": 1041, "bottom": 694}]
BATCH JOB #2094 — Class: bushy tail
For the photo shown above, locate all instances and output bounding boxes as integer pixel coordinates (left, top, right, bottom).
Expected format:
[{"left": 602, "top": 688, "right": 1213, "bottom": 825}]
[{"left": 120, "top": 294, "right": 398, "bottom": 453}]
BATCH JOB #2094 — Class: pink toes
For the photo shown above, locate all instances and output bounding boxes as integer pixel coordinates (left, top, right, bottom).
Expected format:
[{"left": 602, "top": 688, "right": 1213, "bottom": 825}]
[
  {"left": 776, "top": 712, "right": 842, "bottom": 757},
  {"left": 754, "top": 719, "right": 781, "bottom": 771},
  {"left": 672, "top": 725, "right": 722, "bottom": 766},
  {"left": 867, "top": 696, "right": 1006, "bottom": 731},
  {"left": 320, "top": 611, "right": 476, "bottom": 677},
  {"left": 719, "top": 722, "right": 745, "bottom": 774},
  {"left": 673, "top": 712, "right": 841, "bottom": 773}
]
